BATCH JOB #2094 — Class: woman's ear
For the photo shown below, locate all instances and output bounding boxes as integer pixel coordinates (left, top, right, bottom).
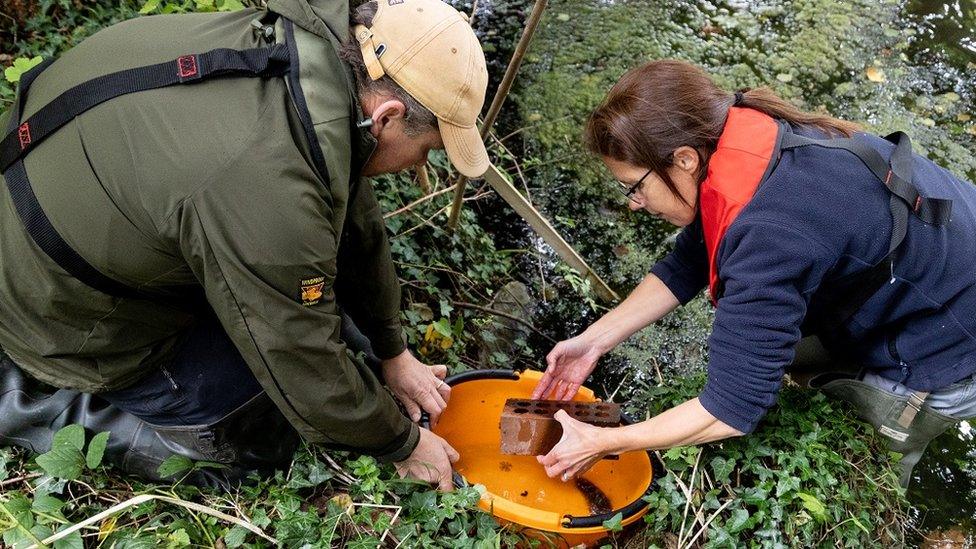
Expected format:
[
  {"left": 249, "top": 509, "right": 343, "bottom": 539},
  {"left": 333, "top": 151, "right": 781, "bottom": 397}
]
[
  {"left": 672, "top": 145, "right": 700, "bottom": 175},
  {"left": 368, "top": 99, "right": 407, "bottom": 137}
]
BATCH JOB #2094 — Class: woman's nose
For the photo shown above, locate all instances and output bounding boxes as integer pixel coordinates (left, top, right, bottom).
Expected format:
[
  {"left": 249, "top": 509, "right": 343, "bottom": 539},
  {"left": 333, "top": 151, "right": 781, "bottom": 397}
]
[{"left": 628, "top": 199, "right": 643, "bottom": 212}]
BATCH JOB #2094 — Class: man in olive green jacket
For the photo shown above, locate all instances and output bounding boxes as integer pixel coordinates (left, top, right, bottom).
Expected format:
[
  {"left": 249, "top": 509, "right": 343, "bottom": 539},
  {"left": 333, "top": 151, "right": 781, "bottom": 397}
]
[{"left": 0, "top": 0, "right": 489, "bottom": 490}]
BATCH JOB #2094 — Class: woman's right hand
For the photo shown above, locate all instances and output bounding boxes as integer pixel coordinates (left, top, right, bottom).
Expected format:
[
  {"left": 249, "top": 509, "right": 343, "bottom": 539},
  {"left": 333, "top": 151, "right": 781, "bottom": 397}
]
[{"left": 532, "top": 335, "right": 604, "bottom": 400}]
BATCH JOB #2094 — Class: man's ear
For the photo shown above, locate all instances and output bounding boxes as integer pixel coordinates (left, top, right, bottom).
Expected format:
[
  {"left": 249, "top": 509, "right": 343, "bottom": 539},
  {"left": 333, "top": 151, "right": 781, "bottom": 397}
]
[{"left": 368, "top": 99, "right": 407, "bottom": 137}]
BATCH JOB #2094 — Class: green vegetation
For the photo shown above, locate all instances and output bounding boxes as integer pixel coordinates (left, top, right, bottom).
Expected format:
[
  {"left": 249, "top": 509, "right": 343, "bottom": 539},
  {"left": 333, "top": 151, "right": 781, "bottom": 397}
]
[{"left": 2, "top": 0, "right": 974, "bottom": 546}]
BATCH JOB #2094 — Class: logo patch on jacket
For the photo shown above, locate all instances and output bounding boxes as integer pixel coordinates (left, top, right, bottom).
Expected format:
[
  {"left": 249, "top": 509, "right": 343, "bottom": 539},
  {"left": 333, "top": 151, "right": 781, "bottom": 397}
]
[{"left": 301, "top": 277, "right": 326, "bottom": 306}]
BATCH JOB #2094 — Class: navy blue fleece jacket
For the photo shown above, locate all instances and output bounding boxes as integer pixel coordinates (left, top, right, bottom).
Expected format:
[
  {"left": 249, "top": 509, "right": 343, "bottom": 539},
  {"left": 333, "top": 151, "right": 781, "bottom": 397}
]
[{"left": 650, "top": 128, "right": 976, "bottom": 433}]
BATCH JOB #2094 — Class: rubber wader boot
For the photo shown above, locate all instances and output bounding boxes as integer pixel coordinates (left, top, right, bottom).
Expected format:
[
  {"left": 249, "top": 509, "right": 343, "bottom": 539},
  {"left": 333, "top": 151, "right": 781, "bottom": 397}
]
[
  {"left": 0, "top": 352, "right": 299, "bottom": 488},
  {"left": 812, "top": 374, "right": 956, "bottom": 488}
]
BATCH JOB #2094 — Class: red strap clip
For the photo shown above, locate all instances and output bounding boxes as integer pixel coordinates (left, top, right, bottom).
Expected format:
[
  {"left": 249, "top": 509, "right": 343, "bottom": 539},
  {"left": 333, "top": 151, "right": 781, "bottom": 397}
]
[
  {"left": 177, "top": 55, "right": 199, "bottom": 80},
  {"left": 914, "top": 195, "right": 922, "bottom": 212},
  {"left": 884, "top": 169, "right": 893, "bottom": 186},
  {"left": 17, "top": 122, "right": 31, "bottom": 150}
]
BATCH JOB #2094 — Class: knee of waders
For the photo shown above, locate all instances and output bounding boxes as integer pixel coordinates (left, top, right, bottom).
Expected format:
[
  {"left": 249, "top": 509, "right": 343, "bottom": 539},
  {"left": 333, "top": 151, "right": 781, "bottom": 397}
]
[
  {"left": 817, "top": 377, "right": 957, "bottom": 488},
  {"left": 153, "top": 393, "right": 300, "bottom": 474}
]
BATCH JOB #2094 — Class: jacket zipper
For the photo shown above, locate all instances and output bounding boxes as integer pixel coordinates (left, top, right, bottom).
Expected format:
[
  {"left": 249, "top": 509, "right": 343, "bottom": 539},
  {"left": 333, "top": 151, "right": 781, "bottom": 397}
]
[{"left": 160, "top": 367, "right": 180, "bottom": 393}]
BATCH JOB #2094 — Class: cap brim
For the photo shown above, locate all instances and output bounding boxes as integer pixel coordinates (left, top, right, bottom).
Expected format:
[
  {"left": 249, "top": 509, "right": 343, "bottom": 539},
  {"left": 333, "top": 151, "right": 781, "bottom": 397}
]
[{"left": 439, "top": 119, "right": 489, "bottom": 178}]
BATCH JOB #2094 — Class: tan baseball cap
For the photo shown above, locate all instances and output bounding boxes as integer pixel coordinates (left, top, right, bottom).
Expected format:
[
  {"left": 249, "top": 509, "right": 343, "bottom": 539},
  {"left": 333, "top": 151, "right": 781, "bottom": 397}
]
[{"left": 354, "top": 0, "right": 489, "bottom": 178}]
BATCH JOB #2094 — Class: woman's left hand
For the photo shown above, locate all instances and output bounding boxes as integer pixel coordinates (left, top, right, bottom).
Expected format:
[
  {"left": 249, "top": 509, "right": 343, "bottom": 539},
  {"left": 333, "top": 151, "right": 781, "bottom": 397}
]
[{"left": 536, "top": 409, "right": 612, "bottom": 481}]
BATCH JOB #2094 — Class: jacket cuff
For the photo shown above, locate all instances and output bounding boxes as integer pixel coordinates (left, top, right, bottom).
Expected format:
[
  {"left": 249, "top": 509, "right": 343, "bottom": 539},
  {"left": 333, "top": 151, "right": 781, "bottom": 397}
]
[
  {"left": 698, "top": 382, "right": 762, "bottom": 434},
  {"left": 372, "top": 421, "right": 420, "bottom": 462},
  {"left": 370, "top": 322, "right": 408, "bottom": 360}
]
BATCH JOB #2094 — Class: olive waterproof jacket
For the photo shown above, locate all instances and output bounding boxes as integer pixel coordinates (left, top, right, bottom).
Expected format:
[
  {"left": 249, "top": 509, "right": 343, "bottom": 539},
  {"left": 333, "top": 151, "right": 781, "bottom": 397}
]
[{"left": 0, "top": 0, "right": 420, "bottom": 461}]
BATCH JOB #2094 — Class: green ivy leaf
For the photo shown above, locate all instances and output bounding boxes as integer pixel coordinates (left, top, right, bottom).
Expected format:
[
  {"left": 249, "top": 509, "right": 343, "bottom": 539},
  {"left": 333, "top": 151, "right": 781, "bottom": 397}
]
[
  {"left": 725, "top": 508, "right": 750, "bottom": 533},
  {"left": 4, "top": 56, "right": 44, "bottom": 84},
  {"left": 602, "top": 511, "right": 623, "bottom": 532},
  {"left": 710, "top": 456, "right": 735, "bottom": 483},
  {"left": 86, "top": 431, "right": 110, "bottom": 469},
  {"left": 223, "top": 525, "right": 249, "bottom": 548},
  {"left": 796, "top": 492, "right": 827, "bottom": 522},
  {"left": 157, "top": 455, "right": 193, "bottom": 478}
]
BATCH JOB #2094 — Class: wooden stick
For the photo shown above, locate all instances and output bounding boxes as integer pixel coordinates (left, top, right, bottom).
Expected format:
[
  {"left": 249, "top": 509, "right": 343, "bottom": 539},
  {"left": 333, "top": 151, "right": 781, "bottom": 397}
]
[
  {"left": 447, "top": 0, "right": 549, "bottom": 230},
  {"left": 452, "top": 301, "right": 556, "bottom": 344},
  {"left": 384, "top": 184, "right": 457, "bottom": 219},
  {"left": 481, "top": 164, "right": 619, "bottom": 302}
]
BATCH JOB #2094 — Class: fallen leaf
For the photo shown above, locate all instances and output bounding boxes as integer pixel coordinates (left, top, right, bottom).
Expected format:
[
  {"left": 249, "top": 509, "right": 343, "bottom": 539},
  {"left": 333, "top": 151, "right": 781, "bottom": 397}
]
[{"left": 866, "top": 66, "right": 885, "bottom": 82}]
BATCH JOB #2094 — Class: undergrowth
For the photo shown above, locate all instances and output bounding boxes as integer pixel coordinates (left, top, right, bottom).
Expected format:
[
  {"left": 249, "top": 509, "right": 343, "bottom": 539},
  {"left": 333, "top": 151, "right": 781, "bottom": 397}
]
[{"left": 2, "top": 0, "right": 970, "bottom": 546}]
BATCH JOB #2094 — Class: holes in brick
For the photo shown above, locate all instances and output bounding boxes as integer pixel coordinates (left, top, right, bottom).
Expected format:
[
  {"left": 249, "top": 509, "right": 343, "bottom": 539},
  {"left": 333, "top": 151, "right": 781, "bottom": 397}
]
[{"left": 513, "top": 408, "right": 530, "bottom": 414}]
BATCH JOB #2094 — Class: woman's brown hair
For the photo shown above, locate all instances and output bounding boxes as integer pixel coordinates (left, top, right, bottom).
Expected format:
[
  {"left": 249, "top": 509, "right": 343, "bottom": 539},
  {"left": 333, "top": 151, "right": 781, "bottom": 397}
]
[{"left": 584, "top": 60, "right": 861, "bottom": 204}]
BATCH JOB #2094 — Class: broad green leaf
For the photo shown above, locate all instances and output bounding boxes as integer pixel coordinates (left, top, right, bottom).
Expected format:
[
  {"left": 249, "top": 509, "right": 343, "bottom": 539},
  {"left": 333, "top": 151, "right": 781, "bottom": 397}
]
[
  {"left": 52, "top": 425, "right": 85, "bottom": 452},
  {"left": 53, "top": 531, "right": 84, "bottom": 549},
  {"left": 796, "top": 492, "right": 827, "bottom": 522},
  {"left": 86, "top": 431, "right": 110, "bottom": 469},
  {"left": 4, "top": 56, "right": 44, "bottom": 84},
  {"left": 138, "top": 0, "right": 161, "bottom": 14},
  {"left": 36, "top": 444, "right": 85, "bottom": 480},
  {"left": 157, "top": 455, "right": 193, "bottom": 478},
  {"left": 220, "top": 0, "right": 245, "bottom": 10},
  {"left": 602, "top": 512, "right": 623, "bottom": 532},
  {"left": 168, "top": 529, "right": 191, "bottom": 546},
  {"left": 223, "top": 526, "right": 249, "bottom": 548},
  {"left": 31, "top": 494, "right": 65, "bottom": 514}
]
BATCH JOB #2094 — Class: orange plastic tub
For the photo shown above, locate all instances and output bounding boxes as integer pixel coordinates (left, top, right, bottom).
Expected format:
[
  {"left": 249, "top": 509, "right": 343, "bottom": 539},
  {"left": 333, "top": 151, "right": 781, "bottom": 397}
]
[{"left": 431, "top": 369, "right": 661, "bottom": 547}]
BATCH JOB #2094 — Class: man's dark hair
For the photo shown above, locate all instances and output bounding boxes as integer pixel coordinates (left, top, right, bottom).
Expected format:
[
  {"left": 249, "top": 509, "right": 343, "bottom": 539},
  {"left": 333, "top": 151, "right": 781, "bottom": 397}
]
[{"left": 339, "top": 1, "right": 438, "bottom": 136}]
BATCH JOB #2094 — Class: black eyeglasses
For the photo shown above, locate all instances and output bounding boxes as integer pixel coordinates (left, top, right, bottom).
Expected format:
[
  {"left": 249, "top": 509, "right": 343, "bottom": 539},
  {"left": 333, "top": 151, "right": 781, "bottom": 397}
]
[{"left": 619, "top": 168, "right": 653, "bottom": 202}]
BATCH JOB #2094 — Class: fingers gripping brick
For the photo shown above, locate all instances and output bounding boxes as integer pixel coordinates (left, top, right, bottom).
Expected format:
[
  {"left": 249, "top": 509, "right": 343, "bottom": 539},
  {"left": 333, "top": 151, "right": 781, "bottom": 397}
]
[{"left": 499, "top": 399, "right": 620, "bottom": 455}]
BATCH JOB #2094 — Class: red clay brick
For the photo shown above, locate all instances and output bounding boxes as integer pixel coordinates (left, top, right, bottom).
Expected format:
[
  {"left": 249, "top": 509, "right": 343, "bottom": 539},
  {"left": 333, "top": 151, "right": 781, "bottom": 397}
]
[{"left": 499, "top": 399, "right": 620, "bottom": 455}]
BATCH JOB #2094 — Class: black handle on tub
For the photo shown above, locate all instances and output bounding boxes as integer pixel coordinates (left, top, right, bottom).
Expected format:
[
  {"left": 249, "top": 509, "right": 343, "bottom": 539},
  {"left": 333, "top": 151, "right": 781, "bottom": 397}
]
[{"left": 561, "top": 411, "right": 665, "bottom": 529}]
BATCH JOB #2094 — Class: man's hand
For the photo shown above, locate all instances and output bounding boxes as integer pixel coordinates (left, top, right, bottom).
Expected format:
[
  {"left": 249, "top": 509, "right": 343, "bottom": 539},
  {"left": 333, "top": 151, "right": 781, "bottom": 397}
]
[
  {"left": 395, "top": 428, "right": 460, "bottom": 491},
  {"left": 382, "top": 350, "right": 451, "bottom": 425}
]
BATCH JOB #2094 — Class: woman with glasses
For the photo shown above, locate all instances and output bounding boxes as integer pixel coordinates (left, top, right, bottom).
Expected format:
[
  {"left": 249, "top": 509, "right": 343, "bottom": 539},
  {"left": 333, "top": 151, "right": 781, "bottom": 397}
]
[{"left": 532, "top": 59, "right": 976, "bottom": 488}]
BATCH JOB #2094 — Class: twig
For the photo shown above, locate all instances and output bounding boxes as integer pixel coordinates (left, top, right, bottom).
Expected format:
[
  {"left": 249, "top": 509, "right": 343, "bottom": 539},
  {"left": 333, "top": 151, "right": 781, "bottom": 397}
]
[
  {"left": 680, "top": 499, "right": 734, "bottom": 549},
  {"left": 384, "top": 184, "right": 457, "bottom": 219},
  {"left": 447, "top": 0, "right": 549, "bottom": 229},
  {"left": 676, "top": 449, "right": 704, "bottom": 548},
  {"left": 489, "top": 132, "right": 532, "bottom": 203},
  {"left": 26, "top": 494, "right": 277, "bottom": 548},
  {"left": 467, "top": 0, "right": 479, "bottom": 27},
  {"left": 609, "top": 373, "right": 630, "bottom": 402},
  {"left": 0, "top": 473, "right": 42, "bottom": 488},
  {"left": 395, "top": 204, "right": 452, "bottom": 238},
  {"left": 451, "top": 301, "right": 556, "bottom": 344},
  {"left": 651, "top": 357, "right": 664, "bottom": 385},
  {"left": 321, "top": 452, "right": 358, "bottom": 486},
  {"left": 498, "top": 114, "right": 575, "bottom": 143}
]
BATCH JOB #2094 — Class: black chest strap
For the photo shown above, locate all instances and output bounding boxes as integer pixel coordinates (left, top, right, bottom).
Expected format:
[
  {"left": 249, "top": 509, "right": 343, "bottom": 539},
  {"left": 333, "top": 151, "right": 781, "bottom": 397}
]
[
  {"left": 778, "top": 131, "right": 953, "bottom": 334},
  {"left": 0, "top": 45, "right": 290, "bottom": 300}
]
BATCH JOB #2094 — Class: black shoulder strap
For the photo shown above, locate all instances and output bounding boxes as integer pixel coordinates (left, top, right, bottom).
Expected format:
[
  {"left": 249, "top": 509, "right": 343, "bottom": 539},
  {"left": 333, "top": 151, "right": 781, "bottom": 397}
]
[
  {"left": 1, "top": 45, "right": 290, "bottom": 300},
  {"left": 782, "top": 130, "right": 953, "bottom": 333}
]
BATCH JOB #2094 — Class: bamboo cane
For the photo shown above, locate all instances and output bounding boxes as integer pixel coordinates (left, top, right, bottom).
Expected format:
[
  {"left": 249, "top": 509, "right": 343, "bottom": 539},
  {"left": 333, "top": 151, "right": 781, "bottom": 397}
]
[{"left": 446, "top": 0, "right": 548, "bottom": 229}]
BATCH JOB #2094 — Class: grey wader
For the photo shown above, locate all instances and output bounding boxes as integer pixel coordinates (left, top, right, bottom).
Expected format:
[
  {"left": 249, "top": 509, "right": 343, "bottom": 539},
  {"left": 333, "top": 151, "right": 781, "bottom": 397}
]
[{"left": 791, "top": 336, "right": 958, "bottom": 488}]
